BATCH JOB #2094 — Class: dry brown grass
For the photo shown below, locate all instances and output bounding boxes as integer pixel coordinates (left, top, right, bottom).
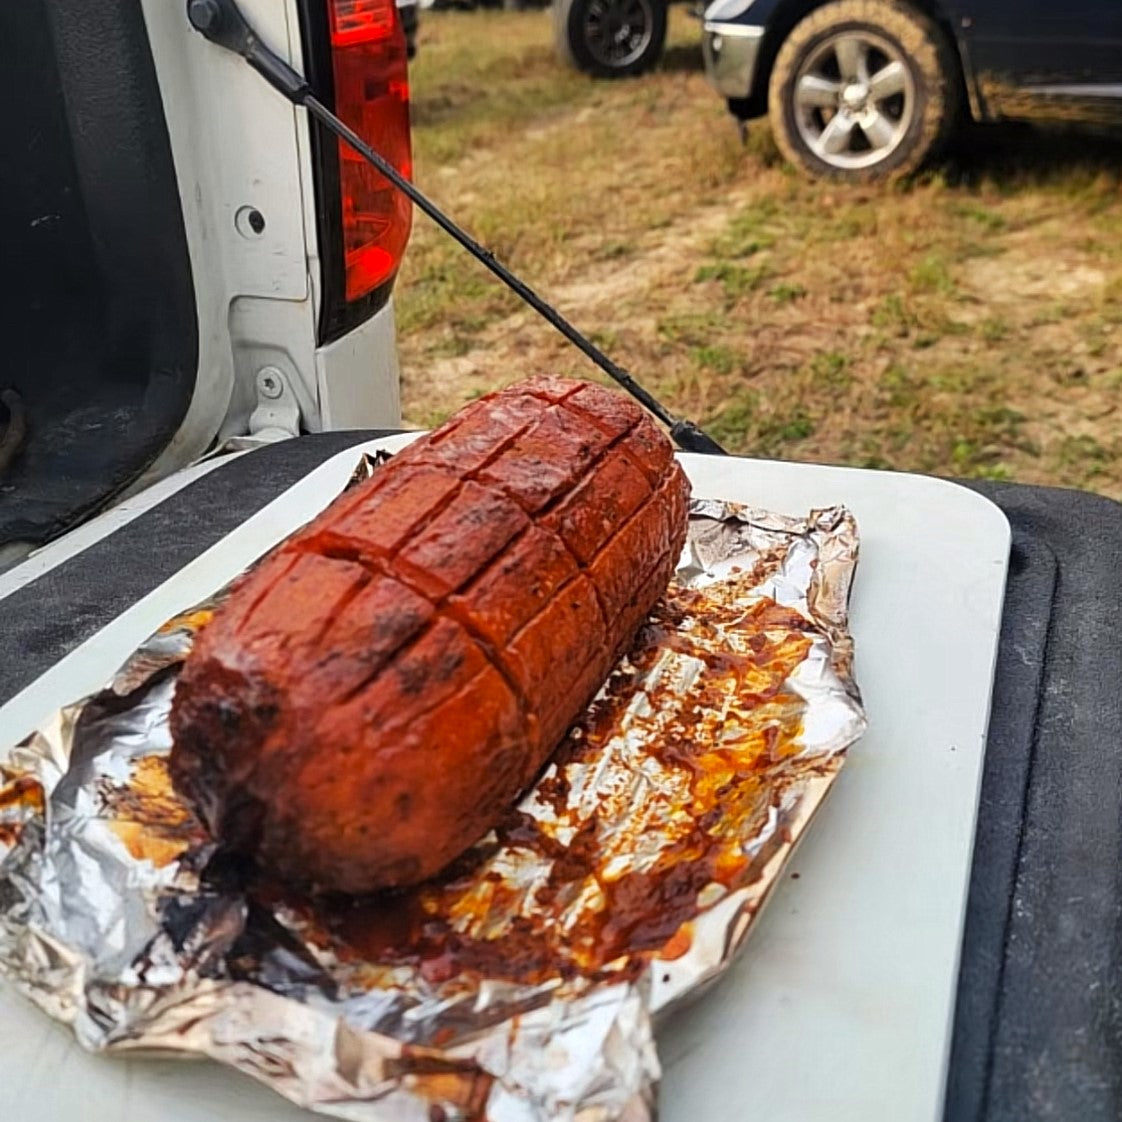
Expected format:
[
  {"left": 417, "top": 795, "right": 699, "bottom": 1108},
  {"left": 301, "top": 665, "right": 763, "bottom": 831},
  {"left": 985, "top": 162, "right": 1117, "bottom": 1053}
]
[{"left": 397, "top": 9, "right": 1122, "bottom": 497}]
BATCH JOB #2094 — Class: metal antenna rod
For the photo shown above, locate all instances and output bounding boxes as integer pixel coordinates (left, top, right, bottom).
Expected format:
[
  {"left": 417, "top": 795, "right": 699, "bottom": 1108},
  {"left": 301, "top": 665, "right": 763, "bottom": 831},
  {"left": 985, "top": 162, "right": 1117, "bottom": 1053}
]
[
  {"left": 185, "top": 0, "right": 728, "bottom": 455},
  {"left": 303, "top": 98, "right": 680, "bottom": 426}
]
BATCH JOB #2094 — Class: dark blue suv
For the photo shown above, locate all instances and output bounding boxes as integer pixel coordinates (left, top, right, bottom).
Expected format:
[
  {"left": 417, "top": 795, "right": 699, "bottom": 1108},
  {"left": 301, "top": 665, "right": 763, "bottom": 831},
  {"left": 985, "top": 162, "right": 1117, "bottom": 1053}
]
[{"left": 702, "top": 0, "right": 1122, "bottom": 179}]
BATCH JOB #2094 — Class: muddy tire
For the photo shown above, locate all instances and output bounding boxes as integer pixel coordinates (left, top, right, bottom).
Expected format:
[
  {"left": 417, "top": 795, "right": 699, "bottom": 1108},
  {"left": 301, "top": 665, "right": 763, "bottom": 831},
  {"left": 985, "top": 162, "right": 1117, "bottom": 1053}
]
[
  {"left": 768, "top": 0, "right": 960, "bottom": 182},
  {"left": 553, "top": 0, "right": 667, "bottom": 78}
]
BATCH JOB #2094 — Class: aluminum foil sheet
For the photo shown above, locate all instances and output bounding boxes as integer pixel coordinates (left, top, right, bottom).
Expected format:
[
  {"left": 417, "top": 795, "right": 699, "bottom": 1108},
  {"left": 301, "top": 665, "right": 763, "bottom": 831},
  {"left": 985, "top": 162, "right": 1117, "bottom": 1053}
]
[{"left": 0, "top": 483, "right": 864, "bottom": 1122}]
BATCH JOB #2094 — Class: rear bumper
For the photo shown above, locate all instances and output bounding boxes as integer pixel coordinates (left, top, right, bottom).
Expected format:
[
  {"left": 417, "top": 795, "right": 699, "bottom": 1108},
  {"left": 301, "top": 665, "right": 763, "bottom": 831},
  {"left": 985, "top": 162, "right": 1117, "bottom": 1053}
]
[
  {"left": 702, "top": 21, "right": 765, "bottom": 100},
  {"left": 315, "top": 297, "right": 402, "bottom": 431}
]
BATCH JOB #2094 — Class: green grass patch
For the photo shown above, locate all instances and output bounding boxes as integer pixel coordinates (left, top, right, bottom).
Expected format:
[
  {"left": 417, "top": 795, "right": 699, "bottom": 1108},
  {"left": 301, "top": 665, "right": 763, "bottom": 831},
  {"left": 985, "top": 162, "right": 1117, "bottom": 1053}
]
[
  {"left": 947, "top": 200, "right": 1007, "bottom": 232},
  {"left": 691, "top": 344, "right": 740, "bottom": 375},
  {"left": 769, "top": 281, "right": 807, "bottom": 304},
  {"left": 694, "top": 261, "right": 772, "bottom": 303},
  {"left": 756, "top": 408, "right": 816, "bottom": 454},
  {"left": 909, "top": 253, "right": 956, "bottom": 295},
  {"left": 979, "top": 316, "right": 1011, "bottom": 342},
  {"left": 706, "top": 393, "right": 758, "bottom": 445}
]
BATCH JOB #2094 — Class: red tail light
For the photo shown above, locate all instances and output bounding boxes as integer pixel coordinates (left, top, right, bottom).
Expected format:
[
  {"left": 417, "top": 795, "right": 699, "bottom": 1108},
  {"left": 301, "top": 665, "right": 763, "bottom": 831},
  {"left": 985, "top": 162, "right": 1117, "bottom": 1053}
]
[{"left": 327, "top": 0, "right": 412, "bottom": 302}]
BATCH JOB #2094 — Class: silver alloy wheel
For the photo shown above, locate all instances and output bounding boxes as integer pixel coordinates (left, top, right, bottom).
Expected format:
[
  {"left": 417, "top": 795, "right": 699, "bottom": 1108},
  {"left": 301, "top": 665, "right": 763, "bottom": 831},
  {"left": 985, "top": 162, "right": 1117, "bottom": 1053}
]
[
  {"left": 792, "top": 30, "right": 915, "bottom": 170},
  {"left": 583, "top": 0, "right": 654, "bottom": 68}
]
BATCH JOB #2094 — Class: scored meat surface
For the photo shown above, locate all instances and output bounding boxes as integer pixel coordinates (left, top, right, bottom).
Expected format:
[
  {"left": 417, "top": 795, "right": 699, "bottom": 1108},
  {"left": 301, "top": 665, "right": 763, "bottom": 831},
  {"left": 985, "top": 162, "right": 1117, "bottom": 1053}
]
[{"left": 169, "top": 376, "right": 691, "bottom": 894}]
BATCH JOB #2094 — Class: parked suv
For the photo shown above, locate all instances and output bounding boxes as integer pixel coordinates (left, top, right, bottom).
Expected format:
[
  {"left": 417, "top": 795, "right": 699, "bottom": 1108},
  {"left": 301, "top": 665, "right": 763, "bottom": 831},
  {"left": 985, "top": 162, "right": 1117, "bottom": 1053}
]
[
  {"left": 0, "top": 0, "right": 412, "bottom": 569},
  {"left": 702, "top": 0, "right": 1122, "bottom": 180}
]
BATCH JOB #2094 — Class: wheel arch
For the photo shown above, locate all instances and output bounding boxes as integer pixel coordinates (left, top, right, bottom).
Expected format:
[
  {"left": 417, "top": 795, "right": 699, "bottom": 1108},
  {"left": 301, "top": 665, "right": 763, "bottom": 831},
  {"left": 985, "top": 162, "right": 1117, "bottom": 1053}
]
[{"left": 728, "top": 0, "right": 975, "bottom": 121}]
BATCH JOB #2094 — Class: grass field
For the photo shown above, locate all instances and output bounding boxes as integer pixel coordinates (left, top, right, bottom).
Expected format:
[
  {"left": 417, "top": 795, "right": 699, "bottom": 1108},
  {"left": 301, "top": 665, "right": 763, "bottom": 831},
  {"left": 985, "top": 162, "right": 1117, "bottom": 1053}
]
[{"left": 396, "top": 9, "right": 1122, "bottom": 497}]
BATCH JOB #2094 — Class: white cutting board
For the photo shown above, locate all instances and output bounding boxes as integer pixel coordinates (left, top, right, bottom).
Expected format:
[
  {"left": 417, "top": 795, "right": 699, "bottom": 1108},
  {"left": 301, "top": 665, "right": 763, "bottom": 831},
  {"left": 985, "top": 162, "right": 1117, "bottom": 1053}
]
[{"left": 0, "top": 442, "right": 1011, "bottom": 1122}]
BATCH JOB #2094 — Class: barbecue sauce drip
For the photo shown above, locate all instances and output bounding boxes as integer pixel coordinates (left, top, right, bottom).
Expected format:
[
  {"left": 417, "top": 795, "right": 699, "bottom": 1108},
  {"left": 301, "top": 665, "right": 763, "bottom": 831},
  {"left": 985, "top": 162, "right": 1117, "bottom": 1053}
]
[
  {"left": 102, "top": 756, "right": 209, "bottom": 868},
  {"left": 311, "top": 580, "right": 815, "bottom": 988},
  {"left": 0, "top": 773, "right": 45, "bottom": 850}
]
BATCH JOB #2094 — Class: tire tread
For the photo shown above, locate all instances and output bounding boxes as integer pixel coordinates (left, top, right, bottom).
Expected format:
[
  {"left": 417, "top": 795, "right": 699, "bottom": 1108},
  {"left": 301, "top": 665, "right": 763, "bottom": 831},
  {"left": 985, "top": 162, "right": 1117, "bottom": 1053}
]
[{"left": 767, "top": 0, "right": 960, "bottom": 181}]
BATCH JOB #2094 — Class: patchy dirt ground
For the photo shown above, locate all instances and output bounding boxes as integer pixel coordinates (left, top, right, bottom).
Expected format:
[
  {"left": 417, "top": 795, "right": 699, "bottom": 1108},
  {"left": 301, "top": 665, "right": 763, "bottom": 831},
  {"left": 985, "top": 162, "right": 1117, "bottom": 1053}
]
[{"left": 397, "top": 10, "right": 1122, "bottom": 497}]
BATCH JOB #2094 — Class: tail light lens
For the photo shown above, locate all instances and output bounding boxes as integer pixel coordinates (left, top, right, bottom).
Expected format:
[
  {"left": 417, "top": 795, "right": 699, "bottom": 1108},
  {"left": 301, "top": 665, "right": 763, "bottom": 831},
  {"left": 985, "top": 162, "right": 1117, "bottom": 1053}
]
[
  {"left": 298, "top": 0, "right": 412, "bottom": 341},
  {"left": 328, "top": 0, "right": 413, "bottom": 303}
]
